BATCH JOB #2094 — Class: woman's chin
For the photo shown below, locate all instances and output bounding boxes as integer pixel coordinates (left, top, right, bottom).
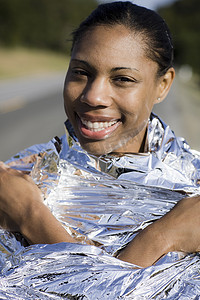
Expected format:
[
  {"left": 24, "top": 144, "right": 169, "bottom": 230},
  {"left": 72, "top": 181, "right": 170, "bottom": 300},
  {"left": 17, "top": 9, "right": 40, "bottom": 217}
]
[
  {"left": 79, "top": 137, "right": 128, "bottom": 156},
  {"left": 80, "top": 141, "right": 112, "bottom": 156}
]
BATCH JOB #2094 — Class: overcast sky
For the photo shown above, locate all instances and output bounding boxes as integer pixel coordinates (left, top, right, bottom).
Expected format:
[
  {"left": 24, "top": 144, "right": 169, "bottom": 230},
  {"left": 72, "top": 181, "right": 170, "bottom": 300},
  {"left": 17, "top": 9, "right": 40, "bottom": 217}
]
[{"left": 98, "top": 0, "right": 177, "bottom": 10}]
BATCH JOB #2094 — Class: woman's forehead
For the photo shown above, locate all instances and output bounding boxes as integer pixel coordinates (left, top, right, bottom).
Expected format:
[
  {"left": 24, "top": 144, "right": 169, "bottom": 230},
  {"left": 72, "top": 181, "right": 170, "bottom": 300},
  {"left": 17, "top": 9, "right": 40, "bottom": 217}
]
[
  {"left": 71, "top": 25, "right": 157, "bottom": 74},
  {"left": 72, "top": 26, "right": 144, "bottom": 59},
  {"left": 73, "top": 24, "right": 144, "bottom": 50}
]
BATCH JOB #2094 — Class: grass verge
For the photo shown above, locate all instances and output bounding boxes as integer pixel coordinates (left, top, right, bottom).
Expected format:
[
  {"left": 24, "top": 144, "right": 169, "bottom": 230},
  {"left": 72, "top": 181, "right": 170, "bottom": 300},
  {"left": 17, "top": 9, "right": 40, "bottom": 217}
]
[{"left": 0, "top": 47, "right": 69, "bottom": 79}]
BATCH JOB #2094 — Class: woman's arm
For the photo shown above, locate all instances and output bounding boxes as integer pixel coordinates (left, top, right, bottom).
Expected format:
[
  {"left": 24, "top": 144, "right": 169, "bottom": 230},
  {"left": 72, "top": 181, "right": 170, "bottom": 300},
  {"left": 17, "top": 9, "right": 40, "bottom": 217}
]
[
  {"left": 0, "top": 163, "right": 75, "bottom": 244},
  {"left": 117, "top": 195, "right": 200, "bottom": 267},
  {"left": 1, "top": 163, "right": 200, "bottom": 267}
]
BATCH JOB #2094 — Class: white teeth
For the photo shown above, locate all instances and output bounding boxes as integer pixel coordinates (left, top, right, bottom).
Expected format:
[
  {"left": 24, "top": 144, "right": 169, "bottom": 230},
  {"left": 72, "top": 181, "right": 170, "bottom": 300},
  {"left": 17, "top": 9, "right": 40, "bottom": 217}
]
[{"left": 81, "top": 118, "right": 118, "bottom": 131}]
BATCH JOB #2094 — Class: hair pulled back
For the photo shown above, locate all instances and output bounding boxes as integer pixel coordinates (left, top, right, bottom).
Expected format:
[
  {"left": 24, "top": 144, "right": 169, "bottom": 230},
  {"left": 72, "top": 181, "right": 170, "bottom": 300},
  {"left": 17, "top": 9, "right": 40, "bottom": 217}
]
[{"left": 71, "top": 1, "right": 174, "bottom": 77}]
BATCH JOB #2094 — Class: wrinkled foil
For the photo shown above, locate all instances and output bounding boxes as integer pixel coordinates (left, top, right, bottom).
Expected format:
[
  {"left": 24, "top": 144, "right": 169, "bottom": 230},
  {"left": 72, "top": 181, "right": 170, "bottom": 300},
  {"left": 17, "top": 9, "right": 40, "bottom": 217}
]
[{"left": 1, "top": 113, "right": 200, "bottom": 299}]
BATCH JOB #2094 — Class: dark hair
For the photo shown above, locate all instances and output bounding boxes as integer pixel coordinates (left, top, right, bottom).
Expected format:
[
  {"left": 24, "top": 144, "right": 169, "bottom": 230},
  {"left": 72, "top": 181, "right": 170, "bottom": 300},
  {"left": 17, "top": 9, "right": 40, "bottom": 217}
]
[{"left": 71, "top": 1, "right": 174, "bottom": 77}]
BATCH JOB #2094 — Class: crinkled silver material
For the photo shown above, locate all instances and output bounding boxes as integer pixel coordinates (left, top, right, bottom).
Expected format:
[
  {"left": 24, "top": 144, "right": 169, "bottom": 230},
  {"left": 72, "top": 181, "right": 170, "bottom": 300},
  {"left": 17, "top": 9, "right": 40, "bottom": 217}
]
[{"left": 1, "top": 113, "right": 200, "bottom": 299}]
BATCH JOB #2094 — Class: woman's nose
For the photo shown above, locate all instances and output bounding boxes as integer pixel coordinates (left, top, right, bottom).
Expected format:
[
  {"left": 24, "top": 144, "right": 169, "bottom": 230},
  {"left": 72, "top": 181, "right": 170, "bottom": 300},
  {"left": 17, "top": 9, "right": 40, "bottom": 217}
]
[{"left": 80, "top": 78, "right": 112, "bottom": 107}]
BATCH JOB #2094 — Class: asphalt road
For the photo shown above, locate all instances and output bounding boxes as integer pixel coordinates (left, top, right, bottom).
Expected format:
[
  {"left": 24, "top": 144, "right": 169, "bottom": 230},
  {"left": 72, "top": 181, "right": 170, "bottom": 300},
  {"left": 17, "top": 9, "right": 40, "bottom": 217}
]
[
  {"left": 153, "top": 75, "right": 200, "bottom": 151},
  {"left": 0, "top": 72, "right": 66, "bottom": 161},
  {"left": 0, "top": 71, "right": 200, "bottom": 162}
]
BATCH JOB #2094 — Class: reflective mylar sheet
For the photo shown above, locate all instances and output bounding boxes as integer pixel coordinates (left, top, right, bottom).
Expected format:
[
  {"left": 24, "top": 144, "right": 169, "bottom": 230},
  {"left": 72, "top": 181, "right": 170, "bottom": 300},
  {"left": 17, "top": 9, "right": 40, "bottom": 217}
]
[{"left": 1, "top": 114, "right": 200, "bottom": 299}]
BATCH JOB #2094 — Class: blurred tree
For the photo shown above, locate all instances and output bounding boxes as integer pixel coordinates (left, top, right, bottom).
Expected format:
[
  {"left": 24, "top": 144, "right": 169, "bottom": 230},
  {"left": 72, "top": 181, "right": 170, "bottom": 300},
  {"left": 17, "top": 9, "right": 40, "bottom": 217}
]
[
  {"left": 0, "top": 0, "right": 97, "bottom": 53},
  {"left": 158, "top": 0, "right": 200, "bottom": 75}
]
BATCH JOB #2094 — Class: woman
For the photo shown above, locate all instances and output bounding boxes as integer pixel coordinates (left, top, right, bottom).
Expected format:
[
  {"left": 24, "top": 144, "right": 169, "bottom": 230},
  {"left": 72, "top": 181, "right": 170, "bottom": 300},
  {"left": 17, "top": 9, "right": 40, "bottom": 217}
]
[{"left": 0, "top": 1, "right": 200, "bottom": 269}]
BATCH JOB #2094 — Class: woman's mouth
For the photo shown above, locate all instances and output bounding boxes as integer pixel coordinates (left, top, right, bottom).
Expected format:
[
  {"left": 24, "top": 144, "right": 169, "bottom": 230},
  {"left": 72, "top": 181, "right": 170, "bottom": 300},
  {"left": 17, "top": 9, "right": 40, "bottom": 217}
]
[
  {"left": 81, "top": 118, "right": 118, "bottom": 131},
  {"left": 77, "top": 115, "right": 121, "bottom": 140}
]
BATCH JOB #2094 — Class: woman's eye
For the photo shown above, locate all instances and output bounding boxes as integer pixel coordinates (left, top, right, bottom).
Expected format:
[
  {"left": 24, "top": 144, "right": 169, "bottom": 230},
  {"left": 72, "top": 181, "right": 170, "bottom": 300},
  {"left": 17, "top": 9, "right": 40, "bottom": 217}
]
[
  {"left": 114, "top": 76, "right": 136, "bottom": 83},
  {"left": 72, "top": 69, "right": 89, "bottom": 77},
  {"left": 69, "top": 68, "right": 90, "bottom": 82}
]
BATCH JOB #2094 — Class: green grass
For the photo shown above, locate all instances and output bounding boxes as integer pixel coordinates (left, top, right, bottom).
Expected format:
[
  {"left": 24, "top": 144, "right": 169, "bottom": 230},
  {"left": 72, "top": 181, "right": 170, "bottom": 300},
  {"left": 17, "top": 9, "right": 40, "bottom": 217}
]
[{"left": 0, "top": 47, "right": 69, "bottom": 79}]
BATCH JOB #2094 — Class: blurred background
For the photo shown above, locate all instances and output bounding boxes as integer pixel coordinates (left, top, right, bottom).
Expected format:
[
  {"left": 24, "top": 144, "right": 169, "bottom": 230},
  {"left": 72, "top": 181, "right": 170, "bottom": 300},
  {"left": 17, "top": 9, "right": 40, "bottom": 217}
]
[{"left": 0, "top": 0, "right": 199, "bottom": 161}]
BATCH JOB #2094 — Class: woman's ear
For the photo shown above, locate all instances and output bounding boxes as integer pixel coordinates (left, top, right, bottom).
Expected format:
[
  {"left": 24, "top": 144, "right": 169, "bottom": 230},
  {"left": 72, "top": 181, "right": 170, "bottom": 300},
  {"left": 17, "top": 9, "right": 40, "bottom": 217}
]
[{"left": 155, "top": 67, "right": 175, "bottom": 104}]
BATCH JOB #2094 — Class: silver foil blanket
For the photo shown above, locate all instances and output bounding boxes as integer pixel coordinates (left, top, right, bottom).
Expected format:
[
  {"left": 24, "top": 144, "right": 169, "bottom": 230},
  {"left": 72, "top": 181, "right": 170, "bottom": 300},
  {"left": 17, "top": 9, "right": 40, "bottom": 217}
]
[{"left": 1, "top": 114, "right": 200, "bottom": 299}]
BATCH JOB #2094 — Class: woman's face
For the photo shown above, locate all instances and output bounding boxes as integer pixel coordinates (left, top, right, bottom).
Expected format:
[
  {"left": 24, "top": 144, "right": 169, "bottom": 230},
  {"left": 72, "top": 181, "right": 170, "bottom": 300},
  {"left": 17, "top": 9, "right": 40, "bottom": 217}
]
[{"left": 64, "top": 25, "right": 162, "bottom": 155}]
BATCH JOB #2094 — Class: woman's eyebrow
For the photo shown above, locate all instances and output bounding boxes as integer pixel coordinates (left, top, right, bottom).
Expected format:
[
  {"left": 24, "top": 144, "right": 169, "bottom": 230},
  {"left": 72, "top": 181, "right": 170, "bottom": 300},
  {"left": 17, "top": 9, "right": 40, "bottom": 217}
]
[
  {"left": 111, "top": 67, "right": 140, "bottom": 72},
  {"left": 70, "top": 60, "right": 140, "bottom": 73},
  {"left": 70, "top": 59, "right": 91, "bottom": 68}
]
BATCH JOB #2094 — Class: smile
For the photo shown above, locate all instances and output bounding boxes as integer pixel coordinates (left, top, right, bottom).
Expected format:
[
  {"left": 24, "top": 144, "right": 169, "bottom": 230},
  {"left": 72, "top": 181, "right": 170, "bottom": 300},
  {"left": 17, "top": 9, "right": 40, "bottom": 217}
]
[
  {"left": 81, "top": 118, "right": 118, "bottom": 132},
  {"left": 76, "top": 115, "right": 121, "bottom": 140}
]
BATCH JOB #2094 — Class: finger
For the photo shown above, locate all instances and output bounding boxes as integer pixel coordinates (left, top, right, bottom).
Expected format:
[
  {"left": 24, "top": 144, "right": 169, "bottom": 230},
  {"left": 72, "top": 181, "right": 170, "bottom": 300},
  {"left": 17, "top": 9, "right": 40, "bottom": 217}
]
[
  {"left": 5, "top": 168, "right": 35, "bottom": 185},
  {"left": 0, "top": 162, "right": 9, "bottom": 171},
  {"left": 0, "top": 162, "right": 22, "bottom": 174},
  {"left": 22, "top": 174, "right": 35, "bottom": 184},
  {"left": 0, "top": 166, "right": 25, "bottom": 182},
  {"left": 4, "top": 167, "right": 23, "bottom": 177},
  {"left": 0, "top": 164, "right": 35, "bottom": 187}
]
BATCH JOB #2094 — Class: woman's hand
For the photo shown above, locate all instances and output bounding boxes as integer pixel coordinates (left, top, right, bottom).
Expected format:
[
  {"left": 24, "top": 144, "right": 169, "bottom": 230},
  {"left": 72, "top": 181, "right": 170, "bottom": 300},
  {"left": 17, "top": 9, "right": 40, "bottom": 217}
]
[
  {"left": 2, "top": 162, "right": 200, "bottom": 265},
  {"left": 117, "top": 195, "right": 200, "bottom": 267},
  {"left": 0, "top": 162, "right": 75, "bottom": 244}
]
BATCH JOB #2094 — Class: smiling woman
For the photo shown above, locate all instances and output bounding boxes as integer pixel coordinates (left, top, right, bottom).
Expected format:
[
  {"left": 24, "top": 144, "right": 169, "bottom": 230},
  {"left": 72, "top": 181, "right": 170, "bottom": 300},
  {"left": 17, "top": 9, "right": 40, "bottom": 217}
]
[
  {"left": 64, "top": 3, "right": 174, "bottom": 155},
  {"left": 64, "top": 26, "right": 167, "bottom": 155},
  {"left": 0, "top": 1, "right": 200, "bottom": 298}
]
